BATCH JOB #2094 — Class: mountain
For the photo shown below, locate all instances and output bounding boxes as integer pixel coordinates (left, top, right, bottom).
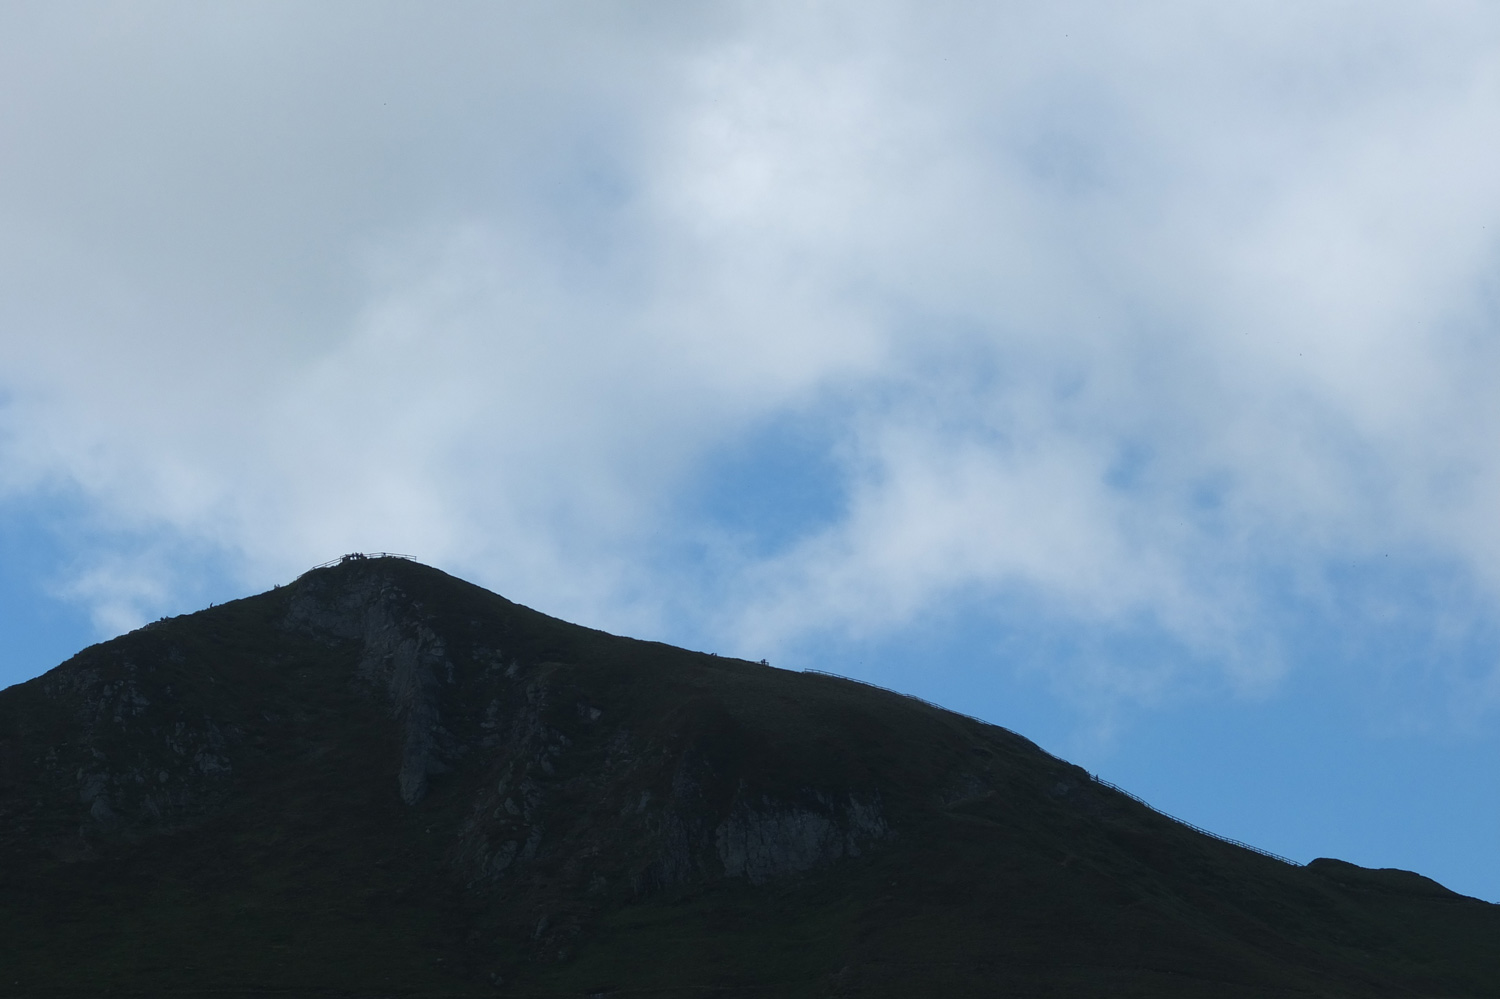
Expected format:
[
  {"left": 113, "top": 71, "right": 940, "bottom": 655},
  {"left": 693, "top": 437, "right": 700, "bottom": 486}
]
[{"left": 1, "top": 555, "right": 1497, "bottom": 997}]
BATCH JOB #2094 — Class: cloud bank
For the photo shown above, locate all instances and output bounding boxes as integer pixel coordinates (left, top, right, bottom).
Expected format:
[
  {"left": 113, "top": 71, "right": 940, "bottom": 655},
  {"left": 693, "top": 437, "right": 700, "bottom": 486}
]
[{"left": 3, "top": 1, "right": 1500, "bottom": 706}]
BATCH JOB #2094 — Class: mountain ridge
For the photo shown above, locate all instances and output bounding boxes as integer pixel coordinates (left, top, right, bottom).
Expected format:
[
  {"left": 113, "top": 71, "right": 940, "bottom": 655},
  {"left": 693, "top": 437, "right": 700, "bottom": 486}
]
[{"left": 1, "top": 555, "right": 1497, "bottom": 997}]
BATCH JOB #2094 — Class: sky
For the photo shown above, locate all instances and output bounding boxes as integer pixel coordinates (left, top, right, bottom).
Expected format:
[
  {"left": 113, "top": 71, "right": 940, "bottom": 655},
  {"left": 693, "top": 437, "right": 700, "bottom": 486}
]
[{"left": 4, "top": 1, "right": 1500, "bottom": 897}]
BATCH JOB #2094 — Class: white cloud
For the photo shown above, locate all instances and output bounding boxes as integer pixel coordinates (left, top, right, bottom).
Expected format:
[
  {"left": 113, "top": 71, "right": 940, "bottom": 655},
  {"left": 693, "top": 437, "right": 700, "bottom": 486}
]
[{"left": 3, "top": 1, "right": 1500, "bottom": 701}]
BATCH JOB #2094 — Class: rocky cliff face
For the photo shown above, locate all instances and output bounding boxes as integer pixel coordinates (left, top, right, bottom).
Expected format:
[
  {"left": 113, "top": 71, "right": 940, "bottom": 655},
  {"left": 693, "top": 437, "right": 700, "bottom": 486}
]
[
  {"left": 16, "top": 623, "right": 242, "bottom": 856},
  {"left": 18, "top": 556, "right": 897, "bottom": 902},
  {"left": 283, "top": 566, "right": 460, "bottom": 806},
  {"left": 716, "top": 791, "right": 887, "bottom": 885}
]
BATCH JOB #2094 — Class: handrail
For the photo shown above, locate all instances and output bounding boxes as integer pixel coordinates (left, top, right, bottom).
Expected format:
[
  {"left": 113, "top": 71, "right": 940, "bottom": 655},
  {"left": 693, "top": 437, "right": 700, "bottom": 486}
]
[
  {"left": 800, "top": 667, "right": 1298, "bottom": 867},
  {"left": 299, "top": 552, "right": 418, "bottom": 575},
  {"left": 1088, "top": 775, "right": 1297, "bottom": 865}
]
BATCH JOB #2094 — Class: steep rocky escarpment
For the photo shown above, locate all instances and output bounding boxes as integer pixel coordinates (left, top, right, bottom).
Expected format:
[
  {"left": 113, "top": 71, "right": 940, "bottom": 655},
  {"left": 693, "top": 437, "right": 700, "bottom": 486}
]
[
  {"left": 2, "top": 628, "right": 244, "bottom": 856},
  {"left": 716, "top": 789, "right": 887, "bottom": 884},
  {"left": 276, "top": 560, "right": 897, "bottom": 901}
]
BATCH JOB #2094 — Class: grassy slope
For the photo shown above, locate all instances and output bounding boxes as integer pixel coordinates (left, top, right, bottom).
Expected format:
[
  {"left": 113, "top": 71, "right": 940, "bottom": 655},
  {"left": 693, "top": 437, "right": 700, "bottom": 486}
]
[{"left": 0, "top": 559, "right": 1496, "bottom": 997}]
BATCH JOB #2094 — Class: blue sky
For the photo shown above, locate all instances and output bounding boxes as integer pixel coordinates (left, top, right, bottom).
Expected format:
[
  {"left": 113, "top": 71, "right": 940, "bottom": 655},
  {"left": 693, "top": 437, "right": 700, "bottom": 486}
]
[{"left": 5, "top": 1, "right": 1500, "bottom": 898}]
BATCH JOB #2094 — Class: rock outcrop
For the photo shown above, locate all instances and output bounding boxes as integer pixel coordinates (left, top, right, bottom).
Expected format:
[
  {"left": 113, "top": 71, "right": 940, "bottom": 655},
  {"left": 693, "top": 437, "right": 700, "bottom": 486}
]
[
  {"left": 278, "top": 556, "right": 892, "bottom": 897},
  {"left": 717, "top": 790, "right": 887, "bottom": 884}
]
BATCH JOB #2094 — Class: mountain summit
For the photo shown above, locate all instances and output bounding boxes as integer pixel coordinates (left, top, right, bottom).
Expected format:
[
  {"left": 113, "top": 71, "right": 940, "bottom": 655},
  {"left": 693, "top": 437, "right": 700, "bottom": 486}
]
[{"left": 1, "top": 555, "right": 1497, "bottom": 996}]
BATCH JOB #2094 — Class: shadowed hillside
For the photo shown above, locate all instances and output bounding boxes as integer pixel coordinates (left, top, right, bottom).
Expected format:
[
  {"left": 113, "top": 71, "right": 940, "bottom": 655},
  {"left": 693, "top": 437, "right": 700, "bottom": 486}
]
[{"left": 1, "top": 555, "right": 1497, "bottom": 997}]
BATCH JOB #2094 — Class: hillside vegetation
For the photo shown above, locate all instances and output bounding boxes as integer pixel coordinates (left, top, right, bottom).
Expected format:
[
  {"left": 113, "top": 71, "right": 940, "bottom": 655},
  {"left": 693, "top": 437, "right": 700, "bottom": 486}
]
[{"left": 1, "top": 556, "right": 1496, "bottom": 997}]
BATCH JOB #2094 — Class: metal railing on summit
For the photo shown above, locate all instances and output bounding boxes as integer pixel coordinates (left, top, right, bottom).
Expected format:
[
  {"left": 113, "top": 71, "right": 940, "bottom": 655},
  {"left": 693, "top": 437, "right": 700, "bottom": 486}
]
[
  {"left": 800, "top": 666, "right": 1299, "bottom": 868},
  {"left": 298, "top": 552, "right": 418, "bottom": 577}
]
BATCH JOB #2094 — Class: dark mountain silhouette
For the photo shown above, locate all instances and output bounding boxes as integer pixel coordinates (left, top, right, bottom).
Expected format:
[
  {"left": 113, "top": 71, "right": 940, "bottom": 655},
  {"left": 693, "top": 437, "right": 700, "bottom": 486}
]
[{"left": 1, "top": 555, "right": 1497, "bottom": 997}]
